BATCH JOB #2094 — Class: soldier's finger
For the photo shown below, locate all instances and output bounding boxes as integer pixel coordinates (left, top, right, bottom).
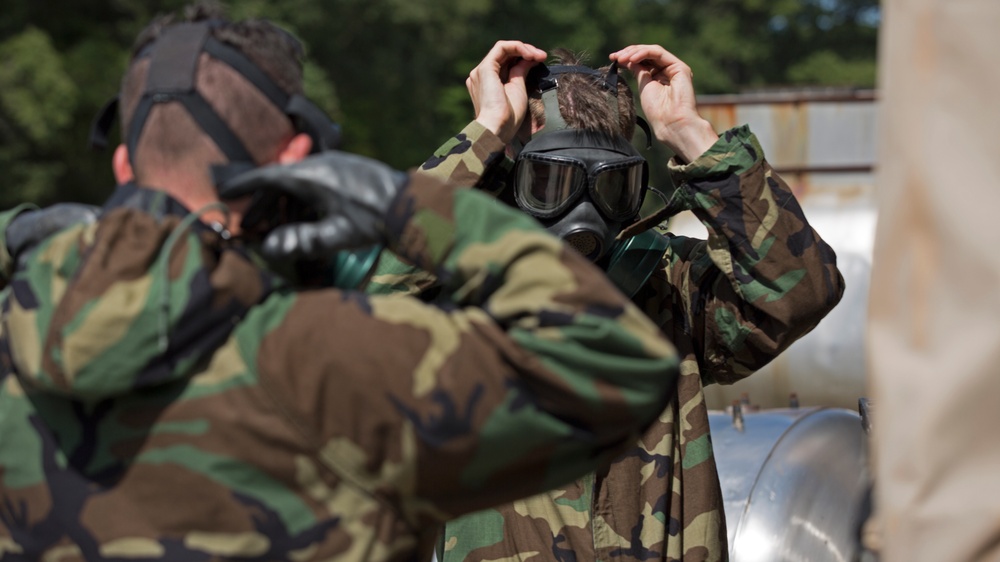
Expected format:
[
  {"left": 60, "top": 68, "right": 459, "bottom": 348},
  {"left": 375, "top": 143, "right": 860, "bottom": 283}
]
[
  {"left": 484, "top": 40, "right": 525, "bottom": 65},
  {"left": 621, "top": 45, "right": 692, "bottom": 81}
]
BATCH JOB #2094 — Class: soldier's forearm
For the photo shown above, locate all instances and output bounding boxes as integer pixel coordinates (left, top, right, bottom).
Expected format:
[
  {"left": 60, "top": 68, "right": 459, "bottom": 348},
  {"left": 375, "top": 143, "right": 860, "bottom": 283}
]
[{"left": 417, "top": 121, "right": 510, "bottom": 190}]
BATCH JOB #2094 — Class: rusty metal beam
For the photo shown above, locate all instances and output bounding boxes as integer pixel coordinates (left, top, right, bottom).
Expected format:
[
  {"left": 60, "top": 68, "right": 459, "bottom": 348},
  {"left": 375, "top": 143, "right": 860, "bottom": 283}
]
[
  {"left": 698, "top": 89, "right": 878, "bottom": 106},
  {"left": 773, "top": 164, "right": 874, "bottom": 174}
]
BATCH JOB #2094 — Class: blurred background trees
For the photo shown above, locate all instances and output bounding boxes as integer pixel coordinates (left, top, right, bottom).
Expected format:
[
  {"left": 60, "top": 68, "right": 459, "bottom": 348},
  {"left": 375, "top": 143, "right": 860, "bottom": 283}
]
[{"left": 0, "top": 0, "right": 879, "bottom": 207}]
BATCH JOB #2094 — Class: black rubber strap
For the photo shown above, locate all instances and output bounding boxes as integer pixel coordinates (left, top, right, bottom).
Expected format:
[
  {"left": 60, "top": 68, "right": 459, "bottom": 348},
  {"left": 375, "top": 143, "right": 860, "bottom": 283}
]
[
  {"left": 286, "top": 94, "right": 341, "bottom": 151},
  {"left": 203, "top": 38, "right": 289, "bottom": 109},
  {"left": 89, "top": 96, "right": 119, "bottom": 150},
  {"left": 126, "top": 95, "right": 155, "bottom": 162},
  {"left": 177, "top": 94, "right": 254, "bottom": 163},
  {"left": 146, "top": 23, "right": 210, "bottom": 92}
]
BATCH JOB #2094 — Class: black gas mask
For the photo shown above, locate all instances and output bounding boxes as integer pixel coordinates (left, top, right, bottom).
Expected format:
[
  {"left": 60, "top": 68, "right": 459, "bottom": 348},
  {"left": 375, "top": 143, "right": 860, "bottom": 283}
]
[
  {"left": 514, "top": 63, "right": 653, "bottom": 262},
  {"left": 514, "top": 129, "right": 648, "bottom": 260}
]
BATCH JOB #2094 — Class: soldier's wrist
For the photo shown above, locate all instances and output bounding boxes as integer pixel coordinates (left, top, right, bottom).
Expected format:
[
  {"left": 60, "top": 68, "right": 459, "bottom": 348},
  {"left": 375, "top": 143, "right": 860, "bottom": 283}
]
[
  {"left": 668, "top": 125, "right": 763, "bottom": 183},
  {"left": 658, "top": 117, "right": 719, "bottom": 163}
]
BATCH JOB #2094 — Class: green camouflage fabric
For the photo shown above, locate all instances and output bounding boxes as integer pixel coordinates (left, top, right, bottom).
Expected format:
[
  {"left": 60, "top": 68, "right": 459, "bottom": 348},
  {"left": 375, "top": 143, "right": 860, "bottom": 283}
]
[
  {"left": 0, "top": 172, "right": 682, "bottom": 560},
  {"left": 386, "top": 121, "right": 844, "bottom": 562}
]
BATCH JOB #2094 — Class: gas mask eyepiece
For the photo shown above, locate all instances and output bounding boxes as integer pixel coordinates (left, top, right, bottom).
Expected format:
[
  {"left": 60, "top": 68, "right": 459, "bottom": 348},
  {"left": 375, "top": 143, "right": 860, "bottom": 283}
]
[
  {"left": 513, "top": 151, "right": 646, "bottom": 221},
  {"left": 512, "top": 130, "right": 649, "bottom": 261}
]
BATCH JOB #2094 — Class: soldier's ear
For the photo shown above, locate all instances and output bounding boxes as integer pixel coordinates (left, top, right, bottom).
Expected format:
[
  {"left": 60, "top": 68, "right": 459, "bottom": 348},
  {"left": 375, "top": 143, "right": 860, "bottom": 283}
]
[
  {"left": 113, "top": 144, "right": 134, "bottom": 184},
  {"left": 277, "top": 133, "right": 313, "bottom": 164}
]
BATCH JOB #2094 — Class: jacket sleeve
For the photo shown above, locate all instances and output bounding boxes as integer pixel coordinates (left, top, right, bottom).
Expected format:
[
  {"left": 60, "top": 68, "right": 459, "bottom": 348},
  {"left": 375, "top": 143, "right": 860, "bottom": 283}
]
[
  {"left": 638, "top": 125, "right": 845, "bottom": 385},
  {"left": 251, "top": 171, "right": 679, "bottom": 525},
  {"left": 360, "top": 121, "right": 514, "bottom": 295},
  {"left": 417, "top": 120, "right": 513, "bottom": 194},
  {"left": 0, "top": 204, "right": 39, "bottom": 289}
]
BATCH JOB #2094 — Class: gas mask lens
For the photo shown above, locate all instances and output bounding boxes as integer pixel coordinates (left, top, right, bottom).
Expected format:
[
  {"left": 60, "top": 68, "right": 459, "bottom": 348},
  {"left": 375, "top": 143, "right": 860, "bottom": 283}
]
[
  {"left": 592, "top": 159, "right": 646, "bottom": 221},
  {"left": 515, "top": 157, "right": 586, "bottom": 215},
  {"left": 514, "top": 154, "right": 646, "bottom": 220}
]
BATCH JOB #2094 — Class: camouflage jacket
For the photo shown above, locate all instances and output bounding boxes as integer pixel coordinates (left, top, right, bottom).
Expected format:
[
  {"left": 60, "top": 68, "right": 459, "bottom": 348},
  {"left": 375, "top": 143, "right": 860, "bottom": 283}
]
[
  {"left": 367, "top": 121, "right": 845, "bottom": 562},
  {"left": 0, "top": 173, "right": 681, "bottom": 561}
]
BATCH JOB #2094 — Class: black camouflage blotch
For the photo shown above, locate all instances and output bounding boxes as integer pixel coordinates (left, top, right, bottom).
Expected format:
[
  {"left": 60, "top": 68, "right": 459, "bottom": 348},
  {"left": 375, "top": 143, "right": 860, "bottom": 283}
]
[
  {"left": 686, "top": 175, "right": 756, "bottom": 260},
  {"left": 384, "top": 186, "right": 419, "bottom": 249},
  {"left": 742, "top": 141, "right": 757, "bottom": 162},
  {"left": 390, "top": 384, "right": 484, "bottom": 447},
  {"left": 505, "top": 379, "right": 594, "bottom": 442},
  {"left": 584, "top": 303, "right": 625, "bottom": 319},
  {"left": 477, "top": 270, "right": 505, "bottom": 302},
  {"left": 786, "top": 224, "right": 817, "bottom": 258},
  {"left": 477, "top": 150, "right": 513, "bottom": 195},
  {"left": 134, "top": 264, "right": 256, "bottom": 389},
  {"left": 730, "top": 260, "right": 758, "bottom": 286},
  {"left": 538, "top": 309, "right": 574, "bottom": 327},
  {"left": 769, "top": 176, "right": 814, "bottom": 258},
  {"left": 552, "top": 533, "right": 579, "bottom": 562},
  {"left": 506, "top": 377, "right": 540, "bottom": 413},
  {"left": 668, "top": 515, "right": 682, "bottom": 536},
  {"left": 431, "top": 298, "right": 458, "bottom": 312},
  {"left": 67, "top": 400, "right": 115, "bottom": 471},
  {"left": 651, "top": 493, "right": 669, "bottom": 518},
  {"left": 156, "top": 540, "right": 213, "bottom": 561},
  {"left": 463, "top": 271, "right": 506, "bottom": 315},
  {"left": 421, "top": 134, "right": 472, "bottom": 171},
  {"left": 10, "top": 278, "right": 39, "bottom": 310},
  {"left": 0, "top": 323, "right": 11, "bottom": 384},
  {"left": 622, "top": 448, "right": 673, "bottom": 479},
  {"left": 609, "top": 515, "right": 659, "bottom": 560},
  {"left": 482, "top": 150, "right": 504, "bottom": 169},
  {"left": 819, "top": 244, "right": 842, "bottom": 307},
  {"left": 233, "top": 491, "right": 341, "bottom": 560},
  {"left": 5, "top": 416, "right": 107, "bottom": 559}
]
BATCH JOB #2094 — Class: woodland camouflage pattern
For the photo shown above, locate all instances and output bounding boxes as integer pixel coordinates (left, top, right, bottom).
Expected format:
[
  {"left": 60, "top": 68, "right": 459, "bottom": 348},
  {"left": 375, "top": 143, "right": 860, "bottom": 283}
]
[
  {"left": 0, "top": 173, "right": 681, "bottom": 560},
  {"left": 371, "top": 121, "right": 845, "bottom": 562}
]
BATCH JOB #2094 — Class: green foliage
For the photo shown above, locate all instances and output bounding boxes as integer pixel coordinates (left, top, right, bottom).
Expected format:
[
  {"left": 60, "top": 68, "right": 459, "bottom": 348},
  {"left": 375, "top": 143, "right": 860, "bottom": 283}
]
[
  {"left": 0, "top": 28, "right": 78, "bottom": 143},
  {"left": 0, "top": 28, "right": 78, "bottom": 206},
  {"left": 787, "top": 50, "right": 877, "bottom": 87},
  {"left": 1, "top": 0, "right": 879, "bottom": 207}
]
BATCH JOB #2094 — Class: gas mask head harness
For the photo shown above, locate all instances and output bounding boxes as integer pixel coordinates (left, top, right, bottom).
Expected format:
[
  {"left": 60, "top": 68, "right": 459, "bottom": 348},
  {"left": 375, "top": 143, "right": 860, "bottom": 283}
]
[
  {"left": 516, "top": 62, "right": 654, "bottom": 262},
  {"left": 89, "top": 18, "right": 342, "bottom": 185},
  {"left": 89, "top": 19, "right": 382, "bottom": 289}
]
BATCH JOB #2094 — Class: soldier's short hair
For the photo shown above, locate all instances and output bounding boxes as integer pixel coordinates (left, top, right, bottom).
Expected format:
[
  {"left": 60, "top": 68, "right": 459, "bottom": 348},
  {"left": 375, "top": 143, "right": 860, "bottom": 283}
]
[
  {"left": 119, "top": 2, "right": 305, "bottom": 180},
  {"left": 528, "top": 49, "right": 637, "bottom": 139}
]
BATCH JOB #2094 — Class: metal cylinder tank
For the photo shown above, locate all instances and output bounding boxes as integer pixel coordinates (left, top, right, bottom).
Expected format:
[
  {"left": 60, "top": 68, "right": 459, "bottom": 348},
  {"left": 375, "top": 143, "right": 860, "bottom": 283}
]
[{"left": 709, "top": 406, "right": 871, "bottom": 562}]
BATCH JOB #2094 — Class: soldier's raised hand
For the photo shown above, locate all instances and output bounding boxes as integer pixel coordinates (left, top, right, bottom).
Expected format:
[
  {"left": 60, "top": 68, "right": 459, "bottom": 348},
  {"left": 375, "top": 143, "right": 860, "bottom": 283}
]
[
  {"left": 610, "top": 45, "right": 718, "bottom": 162},
  {"left": 468, "top": 40, "right": 547, "bottom": 144},
  {"left": 218, "top": 151, "right": 408, "bottom": 261}
]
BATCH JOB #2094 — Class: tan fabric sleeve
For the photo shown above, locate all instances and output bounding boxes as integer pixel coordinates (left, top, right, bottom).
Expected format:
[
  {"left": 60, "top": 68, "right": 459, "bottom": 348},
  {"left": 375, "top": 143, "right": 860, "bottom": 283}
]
[{"left": 869, "top": 1, "right": 1000, "bottom": 560}]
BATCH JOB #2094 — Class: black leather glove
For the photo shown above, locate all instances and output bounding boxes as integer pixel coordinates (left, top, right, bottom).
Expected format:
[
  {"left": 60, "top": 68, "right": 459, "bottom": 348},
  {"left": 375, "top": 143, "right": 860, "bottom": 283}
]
[
  {"left": 219, "top": 151, "right": 409, "bottom": 261},
  {"left": 6, "top": 203, "right": 100, "bottom": 267}
]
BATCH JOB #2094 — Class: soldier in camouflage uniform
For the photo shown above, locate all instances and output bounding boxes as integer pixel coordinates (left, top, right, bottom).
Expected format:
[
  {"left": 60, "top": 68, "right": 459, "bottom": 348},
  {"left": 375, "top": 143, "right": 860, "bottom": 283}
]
[
  {"left": 367, "top": 42, "right": 845, "bottom": 561},
  {"left": 0, "top": 12, "right": 684, "bottom": 561}
]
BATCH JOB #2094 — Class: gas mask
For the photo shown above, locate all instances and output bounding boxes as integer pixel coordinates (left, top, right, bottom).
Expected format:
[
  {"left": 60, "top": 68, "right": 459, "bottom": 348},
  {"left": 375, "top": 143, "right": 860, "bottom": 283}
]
[
  {"left": 512, "top": 62, "right": 651, "bottom": 262},
  {"left": 514, "top": 129, "right": 648, "bottom": 260},
  {"left": 510, "top": 62, "right": 669, "bottom": 296}
]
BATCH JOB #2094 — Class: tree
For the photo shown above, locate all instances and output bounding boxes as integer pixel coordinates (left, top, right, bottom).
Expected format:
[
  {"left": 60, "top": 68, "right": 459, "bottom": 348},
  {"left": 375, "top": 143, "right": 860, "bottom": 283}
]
[{"left": 0, "top": 0, "right": 879, "bottom": 206}]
